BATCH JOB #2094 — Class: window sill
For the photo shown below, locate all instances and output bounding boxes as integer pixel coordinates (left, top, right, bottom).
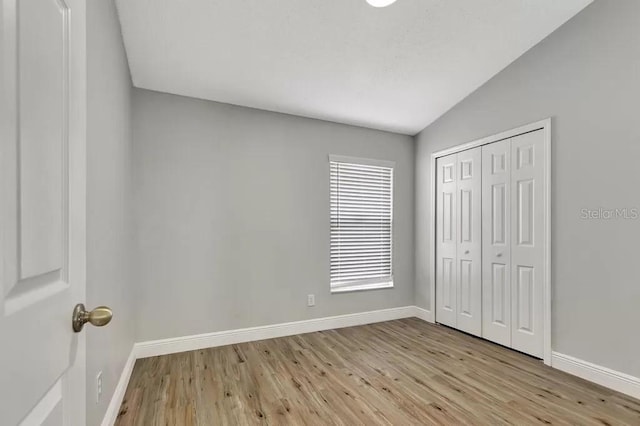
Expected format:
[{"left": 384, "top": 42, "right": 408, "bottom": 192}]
[{"left": 330, "top": 281, "right": 394, "bottom": 294}]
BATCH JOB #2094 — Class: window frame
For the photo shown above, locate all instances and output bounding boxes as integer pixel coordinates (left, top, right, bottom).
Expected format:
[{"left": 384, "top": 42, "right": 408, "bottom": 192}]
[{"left": 329, "top": 155, "right": 395, "bottom": 294}]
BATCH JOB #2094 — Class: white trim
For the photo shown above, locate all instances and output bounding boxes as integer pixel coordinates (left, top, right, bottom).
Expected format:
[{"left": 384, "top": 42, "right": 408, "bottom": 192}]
[
  {"left": 413, "top": 306, "right": 435, "bottom": 323},
  {"left": 101, "top": 347, "right": 136, "bottom": 426},
  {"left": 429, "top": 118, "right": 552, "bottom": 365},
  {"left": 552, "top": 352, "right": 640, "bottom": 400},
  {"left": 430, "top": 119, "right": 550, "bottom": 159},
  {"left": 134, "top": 306, "right": 416, "bottom": 359},
  {"left": 542, "top": 121, "right": 552, "bottom": 366},
  {"left": 328, "top": 154, "right": 395, "bottom": 168},
  {"left": 331, "top": 280, "right": 393, "bottom": 293}
]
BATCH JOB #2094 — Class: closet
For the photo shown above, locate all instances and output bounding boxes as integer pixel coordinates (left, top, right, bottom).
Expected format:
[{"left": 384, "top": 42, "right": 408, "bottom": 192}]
[{"left": 435, "top": 127, "right": 547, "bottom": 359}]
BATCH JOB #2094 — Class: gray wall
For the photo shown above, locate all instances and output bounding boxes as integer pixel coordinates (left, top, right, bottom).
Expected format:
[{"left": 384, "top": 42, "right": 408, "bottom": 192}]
[
  {"left": 133, "top": 89, "right": 415, "bottom": 342},
  {"left": 415, "top": 0, "right": 640, "bottom": 377},
  {"left": 86, "top": 0, "right": 134, "bottom": 424}
]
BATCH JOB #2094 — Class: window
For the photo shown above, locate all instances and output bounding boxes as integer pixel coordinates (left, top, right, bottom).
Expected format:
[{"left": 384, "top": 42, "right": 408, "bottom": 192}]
[{"left": 330, "top": 155, "right": 394, "bottom": 293}]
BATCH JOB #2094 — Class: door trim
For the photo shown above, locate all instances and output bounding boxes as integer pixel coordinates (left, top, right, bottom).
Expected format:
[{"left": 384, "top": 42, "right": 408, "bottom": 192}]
[{"left": 429, "top": 118, "right": 552, "bottom": 365}]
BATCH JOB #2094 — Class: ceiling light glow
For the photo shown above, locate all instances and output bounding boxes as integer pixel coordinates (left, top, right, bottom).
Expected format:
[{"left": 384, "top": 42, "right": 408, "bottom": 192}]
[{"left": 366, "top": 0, "right": 397, "bottom": 8}]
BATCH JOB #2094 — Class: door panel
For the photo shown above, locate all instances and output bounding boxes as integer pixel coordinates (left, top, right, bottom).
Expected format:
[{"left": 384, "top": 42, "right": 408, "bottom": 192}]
[
  {"left": 19, "top": 380, "right": 64, "bottom": 425},
  {"left": 443, "top": 192, "right": 454, "bottom": 241},
  {"left": 516, "top": 266, "right": 535, "bottom": 333},
  {"left": 436, "top": 153, "right": 457, "bottom": 327},
  {"left": 459, "top": 259, "right": 472, "bottom": 315},
  {"left": 455, "top": 147, "right": 481, "bottom": 336},
  {"left": 491, "top": 264, "right": 507, "bottom": 324},
  {"left": 481, "top": 140, "right": 511, "bottom": 346},
  {"left": 510, "top": 130, "right": 544, "bottom": 357},
  {"left": 0, "top": 0, "right": 86, "bottom": 423},
  {"left": 441, "top": 257, "right": 455, "bottom": 312},
  {"left": 460, "top": 189, "right": 472, "bottom": 242},
  {"left": 517, "top": 179, "right": 535, "bottom": 246},
  {"left": 19, "top": 0, "right": 66, "bottom": 278}
]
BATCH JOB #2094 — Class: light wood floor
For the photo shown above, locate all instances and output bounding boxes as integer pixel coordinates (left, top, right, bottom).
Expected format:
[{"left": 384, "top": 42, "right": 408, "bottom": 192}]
[{"left": 116, "top": 318, "right": 640, "bottom": 425}]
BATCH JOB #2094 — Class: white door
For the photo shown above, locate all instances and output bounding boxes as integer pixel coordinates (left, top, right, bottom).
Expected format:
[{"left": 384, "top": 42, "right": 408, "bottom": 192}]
[
  {"left": 510, "top": 130, "right": 545, "bottom": 357},
  {"left": 481, "top": 140, "right": 511, "bottom": 346},
  {"left": 435, "top": 153, "right": 457, "bottom": 328},
  {"left": 0, "top": 0, "right": 87, "bottom": 423},
  {"left": 455, "top": 148, "right": 482, "bottom": 336}
]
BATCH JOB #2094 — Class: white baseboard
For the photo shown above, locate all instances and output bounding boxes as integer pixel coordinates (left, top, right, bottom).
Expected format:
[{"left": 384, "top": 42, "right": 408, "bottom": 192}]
[
  {"left": 134, "top": 305, "right": 416, "bottom": 359},
  {"left": 413, "top": 306, "right": 434, "bottom": 323},
  {"left": 552, "top": 352, "right": 640, "bottom": 400},
  {"left": 101, "top": 347, "right": 136, "bottom": 426}
]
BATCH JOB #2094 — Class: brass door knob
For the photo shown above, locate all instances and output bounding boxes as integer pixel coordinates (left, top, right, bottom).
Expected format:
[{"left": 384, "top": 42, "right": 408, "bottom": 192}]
[{"left": 72, "top": 303, "right": 113, "bottom": 332}]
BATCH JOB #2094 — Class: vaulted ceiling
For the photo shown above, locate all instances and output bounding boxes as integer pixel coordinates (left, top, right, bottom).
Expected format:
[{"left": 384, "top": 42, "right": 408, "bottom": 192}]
[{"left": 115, "top": 0, "right": 592, "bottom": 135}]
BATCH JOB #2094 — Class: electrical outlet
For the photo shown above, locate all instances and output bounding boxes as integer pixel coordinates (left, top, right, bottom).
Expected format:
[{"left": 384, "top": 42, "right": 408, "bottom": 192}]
[
  {"left": 307, "top": 294, "right": 315, "bottom": 307},
  {"left": 96, "top": 371, "right": 103, "bottom": 403}
]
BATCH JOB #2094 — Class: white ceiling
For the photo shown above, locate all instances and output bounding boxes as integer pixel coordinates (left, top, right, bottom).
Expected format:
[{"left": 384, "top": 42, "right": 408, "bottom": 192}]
[{"left": 115, "top": 0, "right": 592, "bottom": 135}]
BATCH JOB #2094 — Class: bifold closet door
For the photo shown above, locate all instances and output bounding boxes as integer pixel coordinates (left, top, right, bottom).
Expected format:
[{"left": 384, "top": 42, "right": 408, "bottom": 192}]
[
  {"left": 436, "top": 153, "right": 457, "bottom": 328},
  {"left": 439, "top": 128, "right": 546, "bottom": 358},
  {"left": 482, "top": 140, "right": 511, "bottom": 346},
  {"left": 436, "top": 148, "right": 482, "bottom": 336},
  {"left": 455, "top": 148, "right": 482, "bottom": 336},
  {"left": 510, "top": 130, "right": 545, "bottom": 358}
]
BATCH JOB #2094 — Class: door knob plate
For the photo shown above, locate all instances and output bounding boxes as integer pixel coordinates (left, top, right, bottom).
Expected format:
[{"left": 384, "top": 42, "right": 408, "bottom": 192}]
[{"left": 72, "top": 303, "right": 113, "bottom": 332}]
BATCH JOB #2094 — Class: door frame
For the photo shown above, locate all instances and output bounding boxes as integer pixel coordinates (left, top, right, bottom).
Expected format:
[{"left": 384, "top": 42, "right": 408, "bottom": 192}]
[{"left": 429, "top": 118, "right": 552, "bottom": 365}]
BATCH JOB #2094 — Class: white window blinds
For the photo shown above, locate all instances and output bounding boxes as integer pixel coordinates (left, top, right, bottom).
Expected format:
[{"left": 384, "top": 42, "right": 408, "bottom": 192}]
[{"left": 330, "top": 156, "right": 394, "bottom": 291}]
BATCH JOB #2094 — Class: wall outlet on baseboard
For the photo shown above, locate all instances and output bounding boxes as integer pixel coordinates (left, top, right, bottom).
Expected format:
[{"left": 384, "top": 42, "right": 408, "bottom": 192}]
[
  {"left": 307, "top": 294, "right": 315, "bottom": 307},
  {"left": 96, "top": 371, "right": 103, "bottom": 403}
]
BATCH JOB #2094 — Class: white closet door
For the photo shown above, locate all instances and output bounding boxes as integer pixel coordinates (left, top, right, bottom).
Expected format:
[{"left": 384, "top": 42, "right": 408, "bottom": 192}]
[
  {"left": 455, "top": 147, "right": 482, "bottom": 336},
  {"left": 510, "top": 130, "right": 545, "bottom": 357},
  {"left": 436, "top": 153, "right": 457, "bottom": 328},
  {"left": 482, "top": 140, "right": 511, "bottom": 346}
]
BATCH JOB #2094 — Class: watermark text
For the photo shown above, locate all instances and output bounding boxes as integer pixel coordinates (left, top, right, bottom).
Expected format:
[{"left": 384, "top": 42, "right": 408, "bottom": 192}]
[{"left": 580, "top": 208, "right": 639, "bottom": 220}]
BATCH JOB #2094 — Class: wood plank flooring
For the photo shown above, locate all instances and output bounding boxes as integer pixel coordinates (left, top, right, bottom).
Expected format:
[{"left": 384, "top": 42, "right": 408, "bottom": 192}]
[{"left": 115, "top": 318, "right": 640, "bottom": 425}]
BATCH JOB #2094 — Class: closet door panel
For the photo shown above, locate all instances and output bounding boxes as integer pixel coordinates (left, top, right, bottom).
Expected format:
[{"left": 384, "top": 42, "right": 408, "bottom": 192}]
[
  {"left": 456, "top": 147, "right": 482, "bottom": 336},
  {"left": 482, "top": 140, "right": 511, "bottom": 346},
  {"left": 436, "top": 154, "right": 457, "bottom": 327},
  {"left": 510, "top": 130, "right": 545, "bottom": 357}
]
